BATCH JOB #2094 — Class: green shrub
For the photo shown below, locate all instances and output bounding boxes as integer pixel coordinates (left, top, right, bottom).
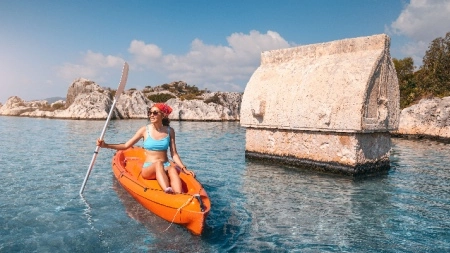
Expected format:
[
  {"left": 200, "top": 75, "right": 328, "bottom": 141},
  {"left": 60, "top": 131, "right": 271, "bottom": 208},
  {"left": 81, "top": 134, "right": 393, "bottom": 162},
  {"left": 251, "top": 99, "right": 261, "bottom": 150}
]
[
  {"left": 180, "top": 94, "right": 201, "bottom": 101},
  {"left": 204, "top": 94, "right": 222, "bottom": 105},
  {"left": 394, "top": 32, "right": 450, "bottom": 108},
  {"left": 52, "top": 103, "right": 65, "bottom": 110},
  {"left": 147, "top": 93, "right": 176, "bottom": 103}
]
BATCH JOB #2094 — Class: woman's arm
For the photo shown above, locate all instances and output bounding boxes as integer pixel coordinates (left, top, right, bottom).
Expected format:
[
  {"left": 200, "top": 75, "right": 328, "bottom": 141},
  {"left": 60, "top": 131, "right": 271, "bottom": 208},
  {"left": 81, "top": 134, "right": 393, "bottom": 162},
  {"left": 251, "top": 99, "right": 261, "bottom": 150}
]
[
  {"left": 97, "top": 126, "right": 145, "bottom": 150},
  {"left": 169, "top": 128, "right": 196, "bottom": 177}
]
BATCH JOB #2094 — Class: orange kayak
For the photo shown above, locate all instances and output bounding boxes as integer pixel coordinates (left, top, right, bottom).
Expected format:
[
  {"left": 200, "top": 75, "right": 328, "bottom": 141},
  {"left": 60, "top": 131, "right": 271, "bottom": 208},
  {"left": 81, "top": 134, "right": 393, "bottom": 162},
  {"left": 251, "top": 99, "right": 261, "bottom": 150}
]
[{"left": 111, "top": 146, "right": 210, "bottom": 235}]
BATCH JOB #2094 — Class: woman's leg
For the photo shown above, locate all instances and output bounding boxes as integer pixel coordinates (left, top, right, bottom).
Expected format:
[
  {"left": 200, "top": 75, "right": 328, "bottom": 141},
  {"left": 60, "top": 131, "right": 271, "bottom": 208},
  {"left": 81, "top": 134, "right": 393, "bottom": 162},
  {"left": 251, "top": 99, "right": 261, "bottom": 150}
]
[
  {"left": 166, "top": 166, "right": 182, "bottom": 193},
  {"left": 142, "top": 161, "right": 170, "bottom": 191}
]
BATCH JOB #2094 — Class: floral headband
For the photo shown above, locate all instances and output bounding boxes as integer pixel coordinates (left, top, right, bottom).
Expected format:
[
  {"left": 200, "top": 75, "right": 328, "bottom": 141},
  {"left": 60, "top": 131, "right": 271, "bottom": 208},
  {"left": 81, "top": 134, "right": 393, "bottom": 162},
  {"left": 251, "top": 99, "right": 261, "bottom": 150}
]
[{"left": 152, "top": 103, "right": 173, "bottom": 115}]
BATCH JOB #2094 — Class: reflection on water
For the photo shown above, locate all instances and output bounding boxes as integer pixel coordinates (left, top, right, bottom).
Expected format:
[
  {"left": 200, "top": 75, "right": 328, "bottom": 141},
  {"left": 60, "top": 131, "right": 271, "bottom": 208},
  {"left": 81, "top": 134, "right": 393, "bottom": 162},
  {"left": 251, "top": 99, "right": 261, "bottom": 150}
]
[
  {"left": 0, "top": 116, "right": 449, "bottom": 252},
  {"left": 241, "top": 154, "right": 450, "bottom": 252},
  {"left": 242, "top": 161, "right": 356, "bottom": 251}
]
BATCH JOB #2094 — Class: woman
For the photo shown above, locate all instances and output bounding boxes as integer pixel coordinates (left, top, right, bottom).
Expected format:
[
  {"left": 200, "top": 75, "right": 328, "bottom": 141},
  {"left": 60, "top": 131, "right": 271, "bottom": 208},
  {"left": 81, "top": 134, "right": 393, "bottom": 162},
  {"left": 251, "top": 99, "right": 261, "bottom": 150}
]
[{"left": 97, "top": 103, "right": 195, "bottom": 194}]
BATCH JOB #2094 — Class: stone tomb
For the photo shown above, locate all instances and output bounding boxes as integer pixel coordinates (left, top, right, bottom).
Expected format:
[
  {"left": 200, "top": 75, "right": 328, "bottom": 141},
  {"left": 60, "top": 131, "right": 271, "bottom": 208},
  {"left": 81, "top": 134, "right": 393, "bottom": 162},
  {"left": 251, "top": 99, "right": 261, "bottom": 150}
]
[{"left": 240, "top": 34, "right": 400, "bottom": 175}]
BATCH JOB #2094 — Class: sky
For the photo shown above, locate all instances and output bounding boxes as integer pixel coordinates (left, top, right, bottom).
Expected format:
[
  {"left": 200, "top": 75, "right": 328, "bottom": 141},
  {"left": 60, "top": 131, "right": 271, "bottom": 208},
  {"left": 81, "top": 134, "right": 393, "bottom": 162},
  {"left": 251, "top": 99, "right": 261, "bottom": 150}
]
[{"left": 1, "top": 0, "right": 450, "bottom": 103}]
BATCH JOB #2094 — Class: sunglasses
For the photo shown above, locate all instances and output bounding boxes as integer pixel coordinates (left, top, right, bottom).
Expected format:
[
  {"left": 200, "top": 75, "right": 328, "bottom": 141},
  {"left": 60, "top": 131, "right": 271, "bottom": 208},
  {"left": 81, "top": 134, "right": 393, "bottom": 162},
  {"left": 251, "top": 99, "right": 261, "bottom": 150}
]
[{"left": 147, "top": 108, "right": 161, "bottom": 116}]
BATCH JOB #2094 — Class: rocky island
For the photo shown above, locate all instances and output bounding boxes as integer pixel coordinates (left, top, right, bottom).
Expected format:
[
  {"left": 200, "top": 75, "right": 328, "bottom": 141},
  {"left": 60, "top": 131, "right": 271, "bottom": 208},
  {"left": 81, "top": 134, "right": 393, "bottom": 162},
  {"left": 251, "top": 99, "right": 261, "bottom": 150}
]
[{"left": 0, "top": 79, "right": 242, "bottom": 121}]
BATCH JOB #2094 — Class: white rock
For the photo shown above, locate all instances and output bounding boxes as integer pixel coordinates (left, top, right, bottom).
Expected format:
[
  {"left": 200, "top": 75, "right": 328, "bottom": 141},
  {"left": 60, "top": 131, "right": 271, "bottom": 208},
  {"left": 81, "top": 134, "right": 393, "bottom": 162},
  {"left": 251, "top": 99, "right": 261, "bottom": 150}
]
[
  {"left": 0, "top": 79, "right": 242, "bottom": 121},
  {"left": 395, "top": 97, "right": 450, "bottom": 139}
]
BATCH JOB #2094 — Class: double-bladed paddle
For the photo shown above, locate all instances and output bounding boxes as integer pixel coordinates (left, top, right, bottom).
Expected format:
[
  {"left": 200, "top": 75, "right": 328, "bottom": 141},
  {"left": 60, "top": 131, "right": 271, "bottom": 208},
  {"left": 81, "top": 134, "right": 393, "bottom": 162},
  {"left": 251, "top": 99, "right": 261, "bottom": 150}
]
[{"left": 79, "top": 62, "right": 129, "bottom": 195}]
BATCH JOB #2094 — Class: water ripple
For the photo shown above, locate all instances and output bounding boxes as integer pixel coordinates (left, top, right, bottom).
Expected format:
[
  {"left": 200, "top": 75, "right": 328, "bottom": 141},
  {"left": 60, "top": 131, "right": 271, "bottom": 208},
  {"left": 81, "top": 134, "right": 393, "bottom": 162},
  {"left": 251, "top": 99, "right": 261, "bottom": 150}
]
[{"left": 0, "top": 117, "right": 449, "bottom": 252}]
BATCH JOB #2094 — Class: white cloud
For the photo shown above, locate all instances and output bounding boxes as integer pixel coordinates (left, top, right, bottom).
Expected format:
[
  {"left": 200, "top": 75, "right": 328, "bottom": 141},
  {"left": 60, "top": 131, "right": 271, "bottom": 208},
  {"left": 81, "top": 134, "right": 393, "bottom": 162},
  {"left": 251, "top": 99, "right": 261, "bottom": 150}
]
[
  {"left": 84, "top": 51, "right": 124, "bottom": 68},
  {"left": 391, "top": 0, "right": 450, "bottom": 41},
  {"left": 227, "top": 30, "right": 291, "bottom": 57},
  {"left": 56, "top": 30, "right": 293, "bottom": 92},
  {"left": 57, "top": 51, "right": 124, "bottom": 83},
  {"left": 401, "top": 40, "right": 429, "bottom": 65},
  {"left": 58, "top": 63, "right": 98, "bottom": 81},
  {"left": 128, "top": 30, "right": 292, "bottom": 91},
  {"left": 389, "top": 0, "right": 450, "bottom": 63},
  {"left": 128, "top": 40, "right": 162, "bottom": 65}
]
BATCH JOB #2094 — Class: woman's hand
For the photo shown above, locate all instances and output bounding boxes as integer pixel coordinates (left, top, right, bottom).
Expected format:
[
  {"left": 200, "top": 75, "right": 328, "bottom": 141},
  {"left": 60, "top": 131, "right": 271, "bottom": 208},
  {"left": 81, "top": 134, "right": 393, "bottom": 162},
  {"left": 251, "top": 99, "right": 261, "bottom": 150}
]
[
  {"left": 97, "top": 139, "right": 105, "bottom": 148},
  {"left": 182, "top": 167, "right": 195, "bottom": 177}
]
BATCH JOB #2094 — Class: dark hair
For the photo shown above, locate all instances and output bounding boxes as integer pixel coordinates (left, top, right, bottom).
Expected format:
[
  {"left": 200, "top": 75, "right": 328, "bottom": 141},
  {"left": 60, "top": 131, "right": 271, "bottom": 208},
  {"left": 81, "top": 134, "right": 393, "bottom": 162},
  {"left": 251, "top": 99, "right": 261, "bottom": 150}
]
[{"left": 162, "top": 117, "right": 170, "bottom": 126}]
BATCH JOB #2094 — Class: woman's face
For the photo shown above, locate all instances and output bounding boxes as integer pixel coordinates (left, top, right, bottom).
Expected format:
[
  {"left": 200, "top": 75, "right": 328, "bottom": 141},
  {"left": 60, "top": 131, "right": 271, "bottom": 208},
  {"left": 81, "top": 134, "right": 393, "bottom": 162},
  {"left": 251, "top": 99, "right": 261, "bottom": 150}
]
[{"left": 147, "top": 107, "right": 163, "bottom": 122}]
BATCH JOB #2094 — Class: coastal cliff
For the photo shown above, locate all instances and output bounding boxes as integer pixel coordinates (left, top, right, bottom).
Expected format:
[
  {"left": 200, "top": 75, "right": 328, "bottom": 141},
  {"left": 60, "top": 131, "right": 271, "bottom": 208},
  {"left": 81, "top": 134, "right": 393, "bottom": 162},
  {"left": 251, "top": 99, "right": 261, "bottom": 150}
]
[{"left": 0, "top": 78, "right": 241, "bottom": 121}]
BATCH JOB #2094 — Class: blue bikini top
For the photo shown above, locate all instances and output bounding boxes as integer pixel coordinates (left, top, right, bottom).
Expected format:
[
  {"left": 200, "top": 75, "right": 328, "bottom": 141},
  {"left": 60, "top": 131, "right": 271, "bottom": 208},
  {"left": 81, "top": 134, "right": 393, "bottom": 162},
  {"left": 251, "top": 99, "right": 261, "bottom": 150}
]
[{"left": 143, "top": 125, "right": 170, "bottom": 151}]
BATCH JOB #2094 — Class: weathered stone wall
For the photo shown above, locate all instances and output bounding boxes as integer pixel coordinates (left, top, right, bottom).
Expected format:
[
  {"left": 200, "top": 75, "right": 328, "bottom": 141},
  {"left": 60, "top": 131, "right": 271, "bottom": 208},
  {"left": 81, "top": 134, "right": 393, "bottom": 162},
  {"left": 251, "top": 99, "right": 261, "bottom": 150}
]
[
  {"left": 240, "top": 34, "right": 400, "bottom": 175},
  {"left": 245, "top": 128, "right": 391, "bottom": 175}
]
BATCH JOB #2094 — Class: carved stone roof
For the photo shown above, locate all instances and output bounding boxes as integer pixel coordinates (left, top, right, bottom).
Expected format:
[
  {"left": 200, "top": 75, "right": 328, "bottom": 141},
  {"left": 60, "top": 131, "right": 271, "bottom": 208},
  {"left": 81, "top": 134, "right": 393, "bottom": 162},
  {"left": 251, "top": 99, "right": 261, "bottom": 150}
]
[{"left": 240, "top": 34, "right": 400, "bottom": 132}]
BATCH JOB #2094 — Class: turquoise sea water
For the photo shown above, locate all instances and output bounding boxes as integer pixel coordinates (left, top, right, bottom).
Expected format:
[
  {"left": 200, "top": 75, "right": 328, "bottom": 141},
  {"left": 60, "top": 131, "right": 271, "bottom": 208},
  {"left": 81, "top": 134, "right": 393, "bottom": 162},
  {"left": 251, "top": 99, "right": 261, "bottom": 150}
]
[{"left": 0, "top": 116, "right": 449, "bottom": 252}]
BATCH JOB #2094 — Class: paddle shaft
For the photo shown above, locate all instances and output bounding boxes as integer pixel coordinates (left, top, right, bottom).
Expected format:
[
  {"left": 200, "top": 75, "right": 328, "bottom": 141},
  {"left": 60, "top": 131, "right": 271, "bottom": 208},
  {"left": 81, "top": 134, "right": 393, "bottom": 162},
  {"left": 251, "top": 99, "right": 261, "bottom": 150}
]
[
  {"left": 79, "top": 62, "right": 128, "bottom": 195},
  {"left": 79, "top": 97, "right": 119, "bottom": 195}
]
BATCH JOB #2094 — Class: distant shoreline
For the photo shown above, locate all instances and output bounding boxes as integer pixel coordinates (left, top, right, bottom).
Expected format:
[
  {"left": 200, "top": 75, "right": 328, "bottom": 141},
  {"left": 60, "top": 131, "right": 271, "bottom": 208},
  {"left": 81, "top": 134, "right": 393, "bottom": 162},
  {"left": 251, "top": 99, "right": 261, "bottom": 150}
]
[{"left": 0, "top": 114, "right": 240, "bottom": 122}]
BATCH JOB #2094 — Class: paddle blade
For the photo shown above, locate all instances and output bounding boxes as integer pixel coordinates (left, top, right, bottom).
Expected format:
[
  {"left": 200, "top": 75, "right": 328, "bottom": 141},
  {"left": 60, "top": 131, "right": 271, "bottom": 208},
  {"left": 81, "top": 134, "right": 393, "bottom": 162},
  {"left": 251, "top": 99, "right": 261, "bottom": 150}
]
[{"left": 115, "top": 62, "right": 129, "bottom": 100}]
